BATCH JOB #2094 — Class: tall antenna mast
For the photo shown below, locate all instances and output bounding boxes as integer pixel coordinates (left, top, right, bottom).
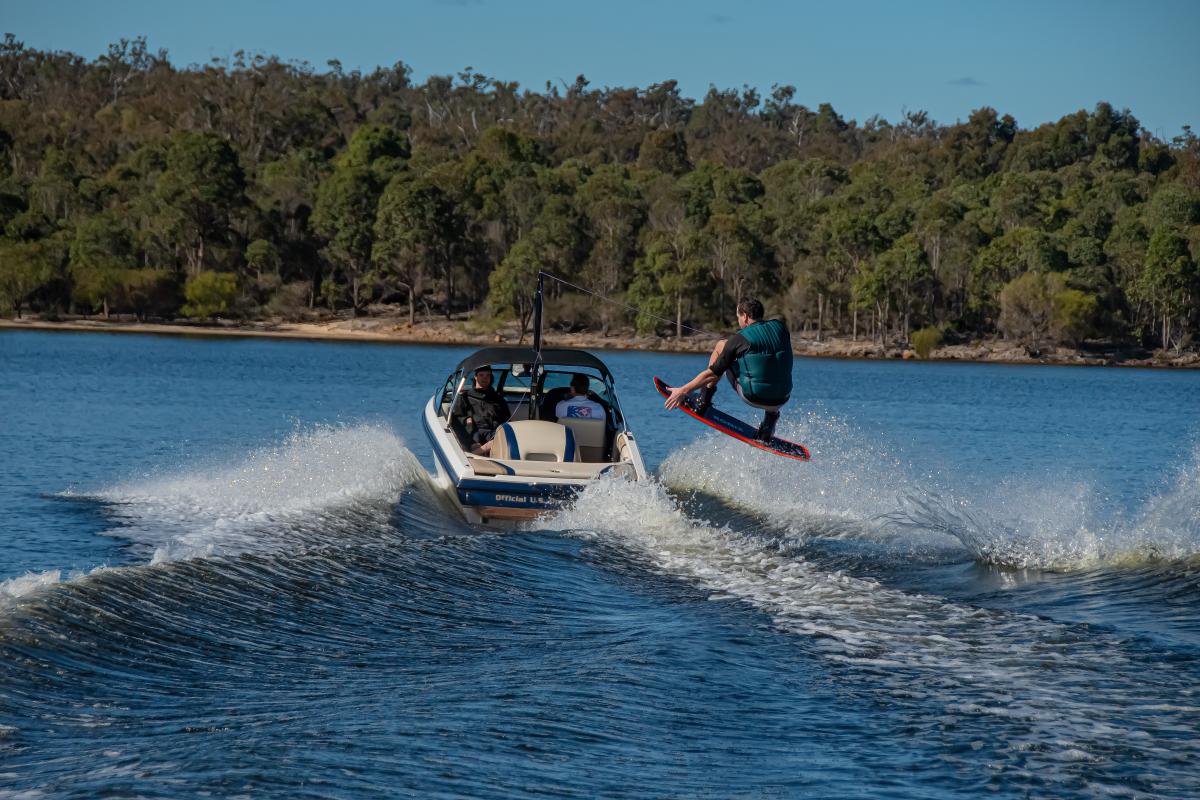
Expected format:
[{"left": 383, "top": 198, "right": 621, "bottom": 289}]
[{"left": 532, "top": 271, "right": 545, "bottom": 356}]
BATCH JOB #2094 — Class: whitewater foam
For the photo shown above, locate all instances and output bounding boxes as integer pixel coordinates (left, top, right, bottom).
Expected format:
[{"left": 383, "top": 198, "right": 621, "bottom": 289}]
[
  {"left": 80, "top": 423, "right": 425, "bottom": 564},
  {"left": 1, "top": 425, "right": 427, "bottom": 608},
  {"left": 887, "top": 453, "right": 1200, "bottom": 571},
  {"left": 659, "top": 413, "right": 960, "bottom": 559},
  {"left": 0, "top": 566, "right": 114, "bottom": 604},
  {"left": 546, "top": 478, "right": 1195, "bottom": 775},
  {"left": 662, "top": 412, "right": 1200, "bottom": 571}
]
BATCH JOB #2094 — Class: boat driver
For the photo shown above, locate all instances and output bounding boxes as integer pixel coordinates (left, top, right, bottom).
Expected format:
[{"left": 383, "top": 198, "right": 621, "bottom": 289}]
[
  {"left": 451, "top": 365, "right": 511, "bottom": 455},
  {"left": 555, "top": 374, "right": 606, "bottom": 420},
  {"left": 663, "top": 298, "right": 793, "bottom": 442}
]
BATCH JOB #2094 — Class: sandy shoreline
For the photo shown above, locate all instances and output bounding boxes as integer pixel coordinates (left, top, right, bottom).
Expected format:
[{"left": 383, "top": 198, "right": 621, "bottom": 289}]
[{"left": 2, "top": 316, "right": 1197, "bottom": 369}]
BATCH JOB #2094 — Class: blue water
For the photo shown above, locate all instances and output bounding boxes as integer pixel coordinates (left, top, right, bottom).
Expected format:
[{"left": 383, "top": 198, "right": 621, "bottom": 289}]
[{"left": 2, "top": 329, "right": 1199, "bottom": 799}]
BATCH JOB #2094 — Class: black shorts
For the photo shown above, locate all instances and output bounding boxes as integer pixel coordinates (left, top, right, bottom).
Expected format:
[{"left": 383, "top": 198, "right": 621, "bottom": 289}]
[
  {"left": 724, "top": 361, "right": 742, "bottom": 391},
  {"left": 471, "top": 427, "right": 497, "bottom": 446}
]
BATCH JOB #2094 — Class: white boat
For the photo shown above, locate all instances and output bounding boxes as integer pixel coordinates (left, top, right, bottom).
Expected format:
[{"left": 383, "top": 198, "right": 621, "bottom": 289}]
[{"left": 423, "top": 344, "right": 648, "bottom": 524}]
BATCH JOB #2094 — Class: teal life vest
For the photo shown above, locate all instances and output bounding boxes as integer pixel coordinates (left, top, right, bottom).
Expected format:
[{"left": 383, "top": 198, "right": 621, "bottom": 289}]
[{"left": 736, "top": 319, "right": 793, "bottom": 405}]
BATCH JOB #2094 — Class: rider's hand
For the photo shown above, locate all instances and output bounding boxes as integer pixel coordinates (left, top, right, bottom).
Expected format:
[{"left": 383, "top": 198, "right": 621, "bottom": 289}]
[{"left": 664, "top": 388, "right": 688, "bottom": 410}]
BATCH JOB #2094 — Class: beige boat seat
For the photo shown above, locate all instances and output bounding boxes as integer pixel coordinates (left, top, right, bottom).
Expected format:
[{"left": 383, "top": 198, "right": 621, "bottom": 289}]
[
  {"left": 558, "top": 417, "right": 607, "bottom": 462},
  {"left": 490, "top": 420, "right": 581, "bottom": 463}
]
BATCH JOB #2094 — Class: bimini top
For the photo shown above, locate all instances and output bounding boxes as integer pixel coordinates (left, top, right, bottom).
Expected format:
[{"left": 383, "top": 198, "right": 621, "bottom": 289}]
[{"left": 454, "top": 347, "right": 613, "bottom": 380}]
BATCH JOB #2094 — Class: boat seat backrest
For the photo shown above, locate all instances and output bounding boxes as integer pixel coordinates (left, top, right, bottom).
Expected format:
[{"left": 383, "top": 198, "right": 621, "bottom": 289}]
[
  {"left": 558, "top": 417, "right": 607, "bottom": 462},
  {"left": 490, "top": 420, "right": 581, "bottom": 463}
]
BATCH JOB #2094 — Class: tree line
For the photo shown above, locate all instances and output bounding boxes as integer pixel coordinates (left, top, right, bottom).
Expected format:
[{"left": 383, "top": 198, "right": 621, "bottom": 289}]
[{"left": 0, "top": 35, "right": 1197, "bottom": 351}]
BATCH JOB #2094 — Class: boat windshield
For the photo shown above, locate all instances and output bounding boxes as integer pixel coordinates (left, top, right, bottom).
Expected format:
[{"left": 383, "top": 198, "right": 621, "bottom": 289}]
[
  {"left": 539, "top": 369, "right": 615, "bottom": 408},
  {"left": 437, "top": 362, "right": 620, "bottom": 424}
]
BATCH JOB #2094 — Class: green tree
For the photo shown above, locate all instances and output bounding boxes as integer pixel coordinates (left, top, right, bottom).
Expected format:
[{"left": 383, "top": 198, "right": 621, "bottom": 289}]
[
  {"left": 1145, "top": 185, "right": 1200, "bottom": 230},
  {"left": 850, "top": 260, "right": 890, "bottom": 343},
  {"left": 1000, "top": 271, "right": 1066, "bottom": 351},
  {"left": 876, "top": 233, "right": 937, "bottom": 336},
  {"left": 311, "top": 166, "right": 379, "bottom": 312},
  {"left": 342, "top": 123, "right": 411, "bottom": 184},
  {"left": 972, "top": 228, "right": 1062, "bottom": 323},
  {"left": 815, "top": 206, "right": 882, "bottom": 339},
  {"left": 1137, "top": 226, "right": 1198, "bottom": 349},
  {"left": 910, "top": 326, "right": 944, "bottom": 359},
  {"left": 245, "top": 239, "right": 280, "bottom": 279},
  {"left": 256, "top": 148, "right": 327, "bottom": 306},
  {"left": 0, "top": 239, "right": 54, "bottom": 317},
  {"left": 373, "top": 176, "right": 462, "bottom": 324},
  {"left": 1052, "top": 288, "right": 1098, "bottom": 346},
  {"left": 628, "top": 232, "right": 706, "bottom": 336},
  {"left": 31, "top": 147, "right": 79, "bottom": 219},
  {"left": 487, "top": 236, "right": 541, "bottom": 339},
  {"left": 579, "top": 165, "right": 643, "bottom": 334},
  {"left": 69, "top": 214, "right": 137, "bottom": 318},
  {"left": 154, "top": 132, "right": 246, "bottom": 277},
  {"left": 120, "top": 269, "right": 180, "bottom": 321},
  {"left": 486, "top": 196, "right": 583, "bottom": 339},
  {"left": 637, "top": 129, "right": 690, "bottom": 175},
  {"left": 181, "top": 271, "right": 238, "bottom": 318},
  {"left": 634, "top": 174, "right": 710, "bottom": 336}
]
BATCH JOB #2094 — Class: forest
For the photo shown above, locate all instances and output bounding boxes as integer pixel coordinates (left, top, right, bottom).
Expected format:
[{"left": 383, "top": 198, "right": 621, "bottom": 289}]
[{"left": 0, "top": 35, "right": 1198, "bottom": 352}]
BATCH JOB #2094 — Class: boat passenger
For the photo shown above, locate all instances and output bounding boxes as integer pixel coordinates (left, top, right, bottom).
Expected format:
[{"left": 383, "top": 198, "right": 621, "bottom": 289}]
[
  {"left": 451, "top": 366, "right": 511, "bottom": 455},
  {"left": 555, "top": 374, "right": 606, "bottom": 421},
  {"left": 662, "top": 297, "right": 793, "bottom": 441}
]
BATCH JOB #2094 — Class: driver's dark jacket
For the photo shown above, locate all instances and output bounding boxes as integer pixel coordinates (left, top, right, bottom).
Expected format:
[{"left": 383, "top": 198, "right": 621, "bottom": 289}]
[{"left": 451, "top": 385, "right": 509, "bottom": 444}]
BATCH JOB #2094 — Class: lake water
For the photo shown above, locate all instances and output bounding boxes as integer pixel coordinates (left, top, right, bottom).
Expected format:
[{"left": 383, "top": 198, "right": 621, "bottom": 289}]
[{"left": 2, "top": 329, "right": 1199, "bottom": 799}]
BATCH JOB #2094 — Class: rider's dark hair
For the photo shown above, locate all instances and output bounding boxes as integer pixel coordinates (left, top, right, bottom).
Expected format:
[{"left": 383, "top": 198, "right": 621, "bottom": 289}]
[
  {"left": 737, "top": 298, "right": 764, "bottom": 321},
  {"left": 570, "top": 373, "right": 590, "bottom": 393}
]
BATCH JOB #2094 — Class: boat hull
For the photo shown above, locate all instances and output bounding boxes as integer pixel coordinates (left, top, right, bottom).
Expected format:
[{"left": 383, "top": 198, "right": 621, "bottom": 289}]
[{"left": 424, "top": 399, "right": 612, "bottom": 525}]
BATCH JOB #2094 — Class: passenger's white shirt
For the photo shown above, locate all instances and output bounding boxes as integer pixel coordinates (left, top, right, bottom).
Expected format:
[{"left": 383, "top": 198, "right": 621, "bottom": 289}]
[{"left": 555, "top": 395, "right": 605, "bottom": 420}]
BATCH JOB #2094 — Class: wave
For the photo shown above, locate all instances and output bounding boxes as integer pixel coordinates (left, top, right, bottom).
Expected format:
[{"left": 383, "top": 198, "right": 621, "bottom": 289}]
[
  {"left": 4, "top": 424, "right": 426, "bottom": 606},
  {"left": 887, "top": 451, "right": 1200, "bottom": 571},
  {"left": 660, "top": 413, "right": 1200, "bottom": 572},
  {"left": 547, "top": 477, "right": 984, "bottom": 664},
  {"left": 0, "top": 566, "right": 113, "bottom": 603},
  {"left": 545, "top": 477, "right": 1200, "bottom": 785},
  {"left": 659, "top": 413, "right": 964, "bottom": 560}
]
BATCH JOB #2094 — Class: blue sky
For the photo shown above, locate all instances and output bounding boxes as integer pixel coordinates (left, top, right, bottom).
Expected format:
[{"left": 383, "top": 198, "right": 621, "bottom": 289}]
[{"left": 5, "top": 0, "right": 1198, "bottom": 138}]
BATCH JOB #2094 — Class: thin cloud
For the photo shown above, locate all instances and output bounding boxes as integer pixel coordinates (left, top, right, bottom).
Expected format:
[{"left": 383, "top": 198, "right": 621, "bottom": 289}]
[
  {"left": 949, "top": 76, "right": 984, "bottom": 87},
  {"left": 708, "top": 14, "right": 732, "bottom": 24}
]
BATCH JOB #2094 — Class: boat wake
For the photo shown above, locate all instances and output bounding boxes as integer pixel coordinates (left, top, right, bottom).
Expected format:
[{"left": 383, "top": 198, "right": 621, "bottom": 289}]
[
  {"left": 1, "top": 424, "right": 426, "bottom": 605},
  {"left": 887, "top": 450, "right": 1200, "bottom": 571},
  {"left": 545, "top": 475, "right": 1200, "bottom": 795},
  {"left": 660, "top": 414, "right": 1200, "bottom": 572}
]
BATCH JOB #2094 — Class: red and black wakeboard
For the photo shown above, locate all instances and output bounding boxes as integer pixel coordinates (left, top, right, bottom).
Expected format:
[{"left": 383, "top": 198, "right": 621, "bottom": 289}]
[{"left": 653, "top": 376, "right": 811, "bottom": 461}]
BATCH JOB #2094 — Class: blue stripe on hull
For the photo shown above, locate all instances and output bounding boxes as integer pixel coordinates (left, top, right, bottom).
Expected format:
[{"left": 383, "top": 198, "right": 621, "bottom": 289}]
[
  {"left": 425, "top": 409, "right": 585, "bottom": 512},
  {"left": 458, "top": 477, "right": 581, "bottom": 502},
  {"left": 458, "top": 487, "right": 580, "bottom": 511}
]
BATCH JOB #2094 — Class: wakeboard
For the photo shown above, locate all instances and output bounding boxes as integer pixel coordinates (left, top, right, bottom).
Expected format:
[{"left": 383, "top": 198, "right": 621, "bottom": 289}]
[{"left": 653, "top": 376, "right": 811, "bottom": 461}]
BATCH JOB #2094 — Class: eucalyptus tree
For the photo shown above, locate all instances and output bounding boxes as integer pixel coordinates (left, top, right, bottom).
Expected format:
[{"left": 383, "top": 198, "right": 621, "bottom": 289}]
[
  {"left": 68, "top": 213, "right": 137, "bottom": 317},
  {"left": 373, "top": 175, "right": 463, "bottom": 324},
  {"left": 487, "top": 196, "right": 584, "bottom": 339},
  {"left": 153, "top": 131, "right": 246, "bottom": 278},
  {"left": 1138, "top": 226, "right": 1198, "bottom": 349},
  {"left": 0, "top": 238, "right": 54, "bottom": 317},
  {"left": 630, "top": 173, "right": 707, "bottom": 336},
  {"left": 311, "top": 165, "right": 378, "bottom": 313},
  {"left": 310, "top": 123, "right": 410, "bottom": 312},
  {"left": 971, "top": 228, "right": 1063, "bottom": 324},
  {"left": 578, "top": 164, "right": 644, "bottom": 334}
]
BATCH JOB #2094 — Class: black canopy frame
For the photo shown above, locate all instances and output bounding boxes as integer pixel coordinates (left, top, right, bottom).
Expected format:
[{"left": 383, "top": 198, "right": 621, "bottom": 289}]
[{"left": 453, "top": 347, "right": 613, "bottom": 382}]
